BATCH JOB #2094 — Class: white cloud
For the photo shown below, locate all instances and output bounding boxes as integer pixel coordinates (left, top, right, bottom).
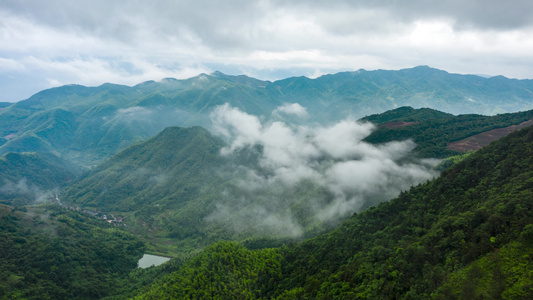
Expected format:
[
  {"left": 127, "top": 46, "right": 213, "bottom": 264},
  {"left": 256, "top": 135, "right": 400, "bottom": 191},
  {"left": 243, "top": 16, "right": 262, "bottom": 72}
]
[
  {"left": 1, "top": 0, "right": 533, "bottom": 101},
  {"left": 208, "top": 104, "right": 439, "bottom": 235},
  {"left": 273, "top": 103, "right": 308, "bottom": 118},
  {"left": 0, "top": 57, "right": 25, "bottom": 72}
]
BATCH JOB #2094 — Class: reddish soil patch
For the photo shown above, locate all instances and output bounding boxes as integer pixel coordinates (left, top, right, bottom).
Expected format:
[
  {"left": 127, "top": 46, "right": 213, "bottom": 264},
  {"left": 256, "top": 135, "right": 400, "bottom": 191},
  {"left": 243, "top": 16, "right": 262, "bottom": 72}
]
[
  {"left": 379, "top": 121, "right": 419, "bottom": 129},
  {"left": 447, "top": 119, "right": 533, "bottom": 153}
]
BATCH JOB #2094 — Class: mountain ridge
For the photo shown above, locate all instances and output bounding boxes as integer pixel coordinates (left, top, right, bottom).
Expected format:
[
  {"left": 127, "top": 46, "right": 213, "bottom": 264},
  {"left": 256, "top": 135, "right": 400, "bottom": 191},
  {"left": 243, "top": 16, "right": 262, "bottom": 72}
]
[{"left": 2, "top": 66, "right": 533, "bottom": 167}]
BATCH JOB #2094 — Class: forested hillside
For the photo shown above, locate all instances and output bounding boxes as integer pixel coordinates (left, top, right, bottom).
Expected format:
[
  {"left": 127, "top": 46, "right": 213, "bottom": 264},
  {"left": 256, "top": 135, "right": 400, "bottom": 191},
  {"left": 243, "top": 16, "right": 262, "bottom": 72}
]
[
  {"left": 271, "top": 125, "right": 533, "bottom": 298},
  {"left": 134, "top": 124, "right": 533, "bottom": 299},
  {"left": 0, "top": 204, "right": 145, "bottom": 299},
  {"left": 2, "top": 100, "right": 533, "bottom": 299},
  {"left": 363, "top": 107, "right": 533, "bottom": 158},
  {"left": 62, "top": 126, "right": 230, "bottom": 254},
  {"left": 0, "top": 152, "right": 83, "bottom": 206}
]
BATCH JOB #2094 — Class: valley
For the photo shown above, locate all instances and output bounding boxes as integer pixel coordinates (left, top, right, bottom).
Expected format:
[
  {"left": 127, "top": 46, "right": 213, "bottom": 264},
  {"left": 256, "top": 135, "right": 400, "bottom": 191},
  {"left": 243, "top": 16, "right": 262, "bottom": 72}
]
[{"left": 0, "top": 67, "right": 532, "bottom": 299}]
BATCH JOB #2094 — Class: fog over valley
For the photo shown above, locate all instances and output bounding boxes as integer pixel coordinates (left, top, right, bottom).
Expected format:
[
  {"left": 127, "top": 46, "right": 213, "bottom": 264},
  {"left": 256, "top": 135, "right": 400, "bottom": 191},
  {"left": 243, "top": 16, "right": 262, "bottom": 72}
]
[{"left": 206, "top": 103, "right": 439, "bottom": 237}]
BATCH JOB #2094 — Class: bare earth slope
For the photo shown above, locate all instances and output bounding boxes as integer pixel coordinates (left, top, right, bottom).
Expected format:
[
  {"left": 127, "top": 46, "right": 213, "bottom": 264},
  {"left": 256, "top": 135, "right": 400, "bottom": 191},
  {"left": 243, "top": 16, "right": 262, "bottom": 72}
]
[{"left": 447, "top": 119, "right": 533, "bottom": 152}]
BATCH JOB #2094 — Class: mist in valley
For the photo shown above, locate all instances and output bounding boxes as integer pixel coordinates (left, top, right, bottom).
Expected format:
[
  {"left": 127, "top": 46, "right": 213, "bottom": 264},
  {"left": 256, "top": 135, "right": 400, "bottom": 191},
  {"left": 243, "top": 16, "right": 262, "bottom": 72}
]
[{"left": 205, "top": 103, "right": 440, "bottom": 237}]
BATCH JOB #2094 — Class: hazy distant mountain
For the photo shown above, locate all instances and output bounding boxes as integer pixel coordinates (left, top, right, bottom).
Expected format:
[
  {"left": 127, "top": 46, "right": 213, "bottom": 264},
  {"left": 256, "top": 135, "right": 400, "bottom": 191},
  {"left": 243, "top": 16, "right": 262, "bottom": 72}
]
[{"left": 1, "top": 66, "right": 533, "bottom": 167}]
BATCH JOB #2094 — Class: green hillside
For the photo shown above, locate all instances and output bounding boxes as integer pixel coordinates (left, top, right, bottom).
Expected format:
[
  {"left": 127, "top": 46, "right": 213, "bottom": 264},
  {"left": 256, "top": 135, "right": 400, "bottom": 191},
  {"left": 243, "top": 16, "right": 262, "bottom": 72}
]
[
  {"left": 0, "top": 152, "right": 83, "bottom": 206},
  {"left": 134, "top": 122, "right": 533, "bottom": 299},
  {"left": 363, "top": 107, "right": 533, "bottom": 158},
  {"left": 270, "top": 125, "right": 533, "bottom": 298},
  {"left": 62, "top": 125, "right": 341, "bottom": 254},
  {"left": 0, "top": 204, "right": 145, "bottom": 299},
  {"left": 62, "top": 106, "right": 533, "bottom": 256},
  {"left": 62, "top": 126, "right": 233, "bottom": 253},
  {"left": 0, "top": 75, "right": 283, "bottom": 167},
  {"left": 133, "top": 241, "right": 282, "bottom": 299},
  {"left": 2, "top": 67, "right": 533, "bottom": 167},
  {"left": 360, "top": 106, "right": 453, "bottom": 124}
]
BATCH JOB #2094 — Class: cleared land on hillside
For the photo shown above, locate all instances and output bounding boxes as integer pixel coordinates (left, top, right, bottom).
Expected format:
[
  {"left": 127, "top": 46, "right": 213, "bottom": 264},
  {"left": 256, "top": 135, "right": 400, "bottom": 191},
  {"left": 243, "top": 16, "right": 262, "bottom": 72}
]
[{"left": 447, "top": 119, "right": 533, "bottom": 152}]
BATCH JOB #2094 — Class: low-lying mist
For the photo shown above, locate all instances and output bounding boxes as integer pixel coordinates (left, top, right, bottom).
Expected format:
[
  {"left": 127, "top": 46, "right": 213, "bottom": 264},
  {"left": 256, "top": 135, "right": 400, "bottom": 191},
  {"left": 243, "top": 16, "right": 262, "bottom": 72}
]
[
  {"left": 206, "top": 103, "right": 440, "bottom": 238},
  {"left": 0, "top": 178, "right": 56, "bottom": 206}
]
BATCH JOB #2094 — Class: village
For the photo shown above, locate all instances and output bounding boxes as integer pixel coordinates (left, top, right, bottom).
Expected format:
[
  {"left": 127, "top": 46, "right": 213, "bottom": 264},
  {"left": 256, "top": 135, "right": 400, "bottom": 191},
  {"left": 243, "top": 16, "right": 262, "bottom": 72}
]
[{"left": 48, "top": 193, "right": 126, "bottom": 226}]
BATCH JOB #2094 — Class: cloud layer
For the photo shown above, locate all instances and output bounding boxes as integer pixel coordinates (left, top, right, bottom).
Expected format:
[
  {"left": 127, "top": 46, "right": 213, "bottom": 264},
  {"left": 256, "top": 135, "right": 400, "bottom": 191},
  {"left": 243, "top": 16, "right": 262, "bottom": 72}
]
[
  {"left": 208, "top": 104, "right": 439, "bottom": 237},
  {"left": 1, "top": 0, "right": 533, "bottom": 101}
]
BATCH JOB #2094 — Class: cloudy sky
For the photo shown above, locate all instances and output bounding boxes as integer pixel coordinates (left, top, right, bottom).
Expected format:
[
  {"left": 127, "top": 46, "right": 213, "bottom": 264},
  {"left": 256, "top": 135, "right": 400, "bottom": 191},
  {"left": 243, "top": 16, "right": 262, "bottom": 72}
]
[{"left": 1, "top": 0, "right": 533, "bottom": 102}]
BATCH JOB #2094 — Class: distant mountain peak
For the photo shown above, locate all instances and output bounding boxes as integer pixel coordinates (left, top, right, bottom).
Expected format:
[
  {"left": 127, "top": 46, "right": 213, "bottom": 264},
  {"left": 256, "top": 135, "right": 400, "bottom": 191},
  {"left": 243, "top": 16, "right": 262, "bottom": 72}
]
[
  {"left": 160, "top": 77, "right": 179, "bottom": 83},
  {"left": 210, "top": 70, "right": 226, "bottom": 77}
]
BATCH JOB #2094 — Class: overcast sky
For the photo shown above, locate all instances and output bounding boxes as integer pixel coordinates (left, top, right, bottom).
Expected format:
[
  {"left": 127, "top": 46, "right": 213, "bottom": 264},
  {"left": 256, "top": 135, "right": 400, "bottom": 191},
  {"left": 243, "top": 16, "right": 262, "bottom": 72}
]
[{"left": 1, "top": 0, "right": 533, "bottom": 102}]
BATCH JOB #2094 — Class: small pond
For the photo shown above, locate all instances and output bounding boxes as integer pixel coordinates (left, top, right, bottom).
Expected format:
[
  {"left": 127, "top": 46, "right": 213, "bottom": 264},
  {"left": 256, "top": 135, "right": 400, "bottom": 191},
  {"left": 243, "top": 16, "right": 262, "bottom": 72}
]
[{"left": 137, "top": 254, "right": 171, "bottom": 268}]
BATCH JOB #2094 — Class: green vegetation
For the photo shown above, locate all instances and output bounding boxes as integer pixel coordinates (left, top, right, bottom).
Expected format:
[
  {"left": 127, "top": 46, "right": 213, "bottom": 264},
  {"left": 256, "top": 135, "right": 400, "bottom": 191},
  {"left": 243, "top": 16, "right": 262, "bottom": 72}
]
[
  {"left": 0, "top": 152, "right": 83, "bottom": 206},
  {"left": 135, "top": 242, "right": 282, "bottom": 299},
  {"left": 2, "top": 70, "right": 533, "bottom": 298},
  {"left": 363, "top": 107, "right": 533, "bottom": 158},
  {"left": 360, "top": 106, "right": 453, "bottom": 124},
  {"left": 0, "top": 204, "right": 145, "bottom": 299},
  {"left": 0, "top": 74, "right": 283, "bottom": 167},
  {"left": 270, "top": 124, "right": 533, "bottom": 298},
  {"left": 435, "top": 153, "right": 473, "bottom": 171},
  {"left": 128, "top": 124, "right": 533, "bottom": 299},
  {"left": 435, "top": 238, "right": 533, "bottom": 299},
  {"left": 62, "top": 126, "right": 233, "bottom": 254},
  {"left": 62, "top": 126, "right": 334, "bottom": 255},
  {"left": 62, "top": 106, "right": 533, "bottom": 257}
]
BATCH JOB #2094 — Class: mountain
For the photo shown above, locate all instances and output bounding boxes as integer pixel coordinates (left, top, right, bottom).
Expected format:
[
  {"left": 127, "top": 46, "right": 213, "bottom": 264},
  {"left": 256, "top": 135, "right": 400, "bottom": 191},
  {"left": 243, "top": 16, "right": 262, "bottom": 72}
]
[
  {"left": 0, "top": 152, "right": 83, "bottom": 206},
  {"left": 60, "top": 106, "right": 533, "bottom": 257},
  {"left": 362, "top": 106, "right": 533, "bottom": 158},
  {"left": 134, "top": 121, "right": 533, "bottom": 299},
  {"left": 1, "top": 66, "right": 533, "bottom": 167},
  {"left": 2, "top": 69, "right": 533, "bottom": 298},
  {"left": 0, "top": 76, "right": 283, "bottom": 167},
  {"left": 62, "top": 126, "right": 233, "bottom": 253},
  {"left": 62, "top": 125, "right": 341, "bottom": 254}
]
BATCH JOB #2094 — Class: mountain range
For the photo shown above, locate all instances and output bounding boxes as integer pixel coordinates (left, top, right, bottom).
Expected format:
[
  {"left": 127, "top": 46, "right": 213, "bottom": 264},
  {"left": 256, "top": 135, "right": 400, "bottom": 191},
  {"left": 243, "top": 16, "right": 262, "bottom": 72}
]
[
  {"left": 1, "top": 66, "right": 533, "bottom": 299},
  {"left": 1, "top": 66, "right": 533, "bottom": 168}
]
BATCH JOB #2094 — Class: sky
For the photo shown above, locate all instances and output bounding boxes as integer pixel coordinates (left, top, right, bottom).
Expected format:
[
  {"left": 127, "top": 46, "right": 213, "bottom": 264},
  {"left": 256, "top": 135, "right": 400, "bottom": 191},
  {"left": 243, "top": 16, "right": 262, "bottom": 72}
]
[{"left": 1, "top": 0, "right": 533, "bottom": 102}]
